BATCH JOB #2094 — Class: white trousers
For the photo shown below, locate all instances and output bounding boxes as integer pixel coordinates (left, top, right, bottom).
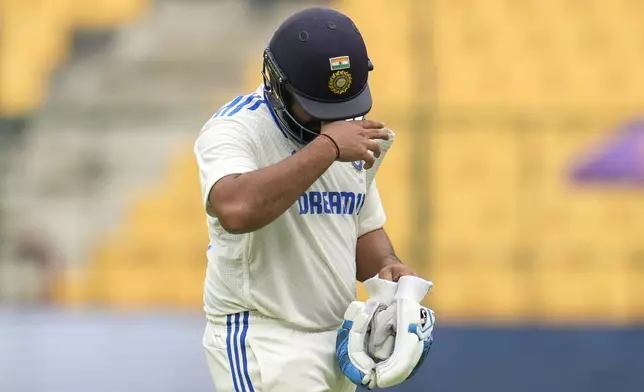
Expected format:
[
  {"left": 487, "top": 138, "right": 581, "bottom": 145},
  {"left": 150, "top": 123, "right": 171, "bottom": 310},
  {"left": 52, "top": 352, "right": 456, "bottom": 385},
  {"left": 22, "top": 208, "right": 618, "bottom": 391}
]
[{"left": 203, "top": 311, "right": 356, "bottom": 392}]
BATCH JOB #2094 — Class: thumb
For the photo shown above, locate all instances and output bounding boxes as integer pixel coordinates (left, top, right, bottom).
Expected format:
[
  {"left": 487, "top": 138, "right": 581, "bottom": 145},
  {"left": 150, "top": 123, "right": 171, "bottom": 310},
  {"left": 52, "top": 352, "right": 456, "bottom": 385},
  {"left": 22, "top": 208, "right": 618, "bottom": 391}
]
[{"left": 378, "top": 267, "right": 394, "bottom": 281}]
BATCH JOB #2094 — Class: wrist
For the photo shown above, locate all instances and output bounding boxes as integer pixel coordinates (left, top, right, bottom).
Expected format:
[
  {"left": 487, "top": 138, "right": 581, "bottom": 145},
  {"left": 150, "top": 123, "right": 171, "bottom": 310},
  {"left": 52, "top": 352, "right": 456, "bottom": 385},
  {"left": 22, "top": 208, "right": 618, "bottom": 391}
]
[
  {"left": 303, "top": 136, "right": 337, "bottom": 166},
  {"left": 316, "top": 134, "right": 340, "bottom": 160},
  {"left": 382, "top": 254, "right": 402, "bottom": 267}
]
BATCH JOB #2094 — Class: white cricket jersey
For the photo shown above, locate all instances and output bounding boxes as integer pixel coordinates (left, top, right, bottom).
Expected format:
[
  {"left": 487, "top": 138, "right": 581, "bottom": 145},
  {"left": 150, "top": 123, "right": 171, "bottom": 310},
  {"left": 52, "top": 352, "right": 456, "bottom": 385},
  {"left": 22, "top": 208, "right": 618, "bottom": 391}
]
[{"left": 194, "top": 85, "right": 386, "bottom": 330}]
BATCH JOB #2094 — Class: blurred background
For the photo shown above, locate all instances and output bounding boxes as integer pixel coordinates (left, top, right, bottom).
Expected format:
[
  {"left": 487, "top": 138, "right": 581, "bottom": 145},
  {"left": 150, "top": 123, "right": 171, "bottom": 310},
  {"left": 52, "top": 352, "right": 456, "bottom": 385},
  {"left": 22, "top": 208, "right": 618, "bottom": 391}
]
[{"left": 2, "top": 0, "right": 644, "bottom": 391}]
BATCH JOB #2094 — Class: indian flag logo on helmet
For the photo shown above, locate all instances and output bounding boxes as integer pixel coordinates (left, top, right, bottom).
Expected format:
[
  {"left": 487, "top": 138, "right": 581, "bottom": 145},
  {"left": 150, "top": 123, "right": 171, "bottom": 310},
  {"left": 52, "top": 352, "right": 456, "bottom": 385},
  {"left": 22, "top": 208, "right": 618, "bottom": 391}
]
[{"left": 329, "top": 56, "right": 350, "bottom": 71}]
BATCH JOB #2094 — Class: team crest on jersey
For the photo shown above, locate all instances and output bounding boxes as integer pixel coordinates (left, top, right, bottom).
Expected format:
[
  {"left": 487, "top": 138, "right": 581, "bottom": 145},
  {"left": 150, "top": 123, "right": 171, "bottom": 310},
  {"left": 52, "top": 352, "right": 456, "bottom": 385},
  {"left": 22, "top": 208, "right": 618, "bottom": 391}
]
[
  {"left": 329, "top": 70, "right": 352, "bottom": 95},
  {"left": 351, "top": 160, "right": 364, "bottom": 173}
]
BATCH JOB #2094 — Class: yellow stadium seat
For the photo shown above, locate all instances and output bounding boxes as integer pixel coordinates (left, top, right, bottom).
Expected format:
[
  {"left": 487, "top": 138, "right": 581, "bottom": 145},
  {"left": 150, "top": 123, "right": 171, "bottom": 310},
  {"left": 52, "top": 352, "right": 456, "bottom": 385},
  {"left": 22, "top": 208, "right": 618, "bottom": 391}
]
[
  {"left": 160, "top": 266, "right": 205, "bottom": 309},
  {"left": 428, "top": 261, "right": 481, "bottom": 322},
  {"left": 167, "top": 152, "right": 202, "bottom": 190},
  {"left": 532, "top": 259, "right": 629, "bottom": 324},
  {"left": 96, "top": 264, "right": 168, "bottom": 308},
  {"left": 429, "top": 122, "right": 521, "bottom": 251},
  {"left": 625, "top": 263, "right": 644, "bottom": 322},
  {"left": 356, "top": 282, "right": 369, "bottom": 302},
  {"left": 369, "top": 119, "right": 413, "bottom": 262},
  {"left": 0, "top": 0, "right": 149, "bottom": 115},
  {"left": 431, "top": 0, "right": 644, "bottom": 109},
  {"left": 336, "top": 0, "right": 416, "bottom": 109},
  {"left": 0, "top": 0, "right": 73, "bottom": 114},
  {"left": 474, "top": 266, "right": 534, "bottom": 323},
  {"left": 50, "top": 268, "right": 93, "bottom": 307},
  {"left": 73, "top": 0, "right": 149, "bottom": 29}
]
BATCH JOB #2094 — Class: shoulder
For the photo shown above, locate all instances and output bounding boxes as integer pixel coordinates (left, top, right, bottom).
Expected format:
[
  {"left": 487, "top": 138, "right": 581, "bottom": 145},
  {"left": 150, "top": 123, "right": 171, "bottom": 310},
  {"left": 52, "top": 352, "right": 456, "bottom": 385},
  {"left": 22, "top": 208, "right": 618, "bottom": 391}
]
[
  {"left": 200, "top": 87, "right": 274, "bottom": 138},
  {"left": 211, "top": 90, "right": 266, "bottom": 120}
]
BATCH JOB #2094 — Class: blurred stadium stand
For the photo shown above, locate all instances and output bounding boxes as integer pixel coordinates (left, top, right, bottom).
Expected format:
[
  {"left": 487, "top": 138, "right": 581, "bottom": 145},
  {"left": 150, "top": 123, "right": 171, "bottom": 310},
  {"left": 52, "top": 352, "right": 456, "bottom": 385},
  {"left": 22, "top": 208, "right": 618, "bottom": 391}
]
[
  {"left": 0, "top": 0, "right": 149, "bottom": 117},
  {"left": 425, "top": 0, "right": 644, "bottom": 324},
  {"left": 2, "top": 0, "right": 644, "bottom": 391},
  {"left": 0, "top": 0, "right": 316, "bottom": 303},
  {"left": 338, "top": 0, "right": 644, "bottom": 324}
]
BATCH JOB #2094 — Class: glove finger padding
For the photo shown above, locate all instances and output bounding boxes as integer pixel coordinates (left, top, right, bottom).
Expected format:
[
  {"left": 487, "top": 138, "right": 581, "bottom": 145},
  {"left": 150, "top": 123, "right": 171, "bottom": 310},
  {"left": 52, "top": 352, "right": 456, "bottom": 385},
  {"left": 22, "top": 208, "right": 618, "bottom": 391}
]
[
  {"left": 374, "top": 276, "right": 435, "bottom": 388},
  {"left": 336, "top": 301, "right": 380, "bottom": 389}
]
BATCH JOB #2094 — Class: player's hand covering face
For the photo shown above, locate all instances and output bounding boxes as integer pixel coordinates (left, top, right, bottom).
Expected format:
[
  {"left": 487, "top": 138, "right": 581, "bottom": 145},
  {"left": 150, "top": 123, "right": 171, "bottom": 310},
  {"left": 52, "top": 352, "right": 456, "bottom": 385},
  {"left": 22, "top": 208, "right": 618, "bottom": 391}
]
[
  {"left": 289, "top": 97, "right": 368, "bottom": 134},
  {"left": 320, "top": 120, "right": 389, "bottom": 170}
]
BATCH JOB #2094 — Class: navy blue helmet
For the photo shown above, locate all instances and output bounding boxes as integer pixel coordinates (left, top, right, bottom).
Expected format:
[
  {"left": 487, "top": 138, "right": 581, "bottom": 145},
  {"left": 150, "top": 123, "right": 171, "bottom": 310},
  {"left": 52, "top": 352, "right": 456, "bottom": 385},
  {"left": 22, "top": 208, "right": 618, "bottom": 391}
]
[{"left": 262, "top": 8, "right": 374, "bottom": 145}]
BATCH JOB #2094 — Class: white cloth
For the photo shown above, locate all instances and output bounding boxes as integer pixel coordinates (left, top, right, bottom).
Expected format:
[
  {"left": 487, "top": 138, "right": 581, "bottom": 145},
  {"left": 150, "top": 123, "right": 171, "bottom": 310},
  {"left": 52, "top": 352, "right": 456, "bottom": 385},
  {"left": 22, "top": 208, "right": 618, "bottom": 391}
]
[
  {"left": 194, "top": 85, "right": 387, "bottom": 330},
  {"left": 362, "top": 274, "right": 398, "bottom": 361},
  {"left": 368, "top": 304, "right": 397, "bottom": 361},
  {"left": 204, "top": 311, "right": 356, "bottom": 392}
]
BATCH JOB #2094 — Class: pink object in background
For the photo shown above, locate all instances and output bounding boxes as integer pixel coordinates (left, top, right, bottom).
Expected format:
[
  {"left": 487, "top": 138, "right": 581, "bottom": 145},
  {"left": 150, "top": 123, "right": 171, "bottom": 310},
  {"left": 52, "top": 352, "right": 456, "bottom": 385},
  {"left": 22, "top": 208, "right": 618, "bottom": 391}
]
[{"left": 570, "top": 118, "right": 644, "bottom": 185}]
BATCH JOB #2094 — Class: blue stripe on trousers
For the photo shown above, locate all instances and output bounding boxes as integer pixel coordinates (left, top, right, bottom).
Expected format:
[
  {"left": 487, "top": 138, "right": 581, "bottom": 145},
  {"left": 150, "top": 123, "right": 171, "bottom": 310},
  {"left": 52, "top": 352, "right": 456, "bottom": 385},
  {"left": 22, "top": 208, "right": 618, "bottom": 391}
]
[
  {"left": 233, "top": 313, "right": 246, "bottom": 392},
  {"left": 226, "top": 315, "right": 241, "bottom": 392},
  {"left": 240, "top": 311, "right": 255, "bottom": 392}
]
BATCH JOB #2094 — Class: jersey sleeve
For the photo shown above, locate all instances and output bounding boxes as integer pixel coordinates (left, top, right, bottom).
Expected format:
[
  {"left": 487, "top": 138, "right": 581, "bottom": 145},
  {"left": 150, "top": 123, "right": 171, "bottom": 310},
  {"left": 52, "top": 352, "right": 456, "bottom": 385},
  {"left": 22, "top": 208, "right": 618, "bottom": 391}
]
[
  {"left": 194, "top": 119, "right": 259, "bottom": 217},
  {"left": 358, "top": 180, "right": 387, "bottom": 237}
]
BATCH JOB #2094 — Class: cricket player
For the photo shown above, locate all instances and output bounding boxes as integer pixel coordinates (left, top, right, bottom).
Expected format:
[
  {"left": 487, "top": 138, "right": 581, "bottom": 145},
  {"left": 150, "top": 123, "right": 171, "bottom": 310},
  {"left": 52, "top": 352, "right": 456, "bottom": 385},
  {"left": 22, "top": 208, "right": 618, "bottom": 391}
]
[{"left": 195, "top": 7, "right": 419, "bottom": 392}]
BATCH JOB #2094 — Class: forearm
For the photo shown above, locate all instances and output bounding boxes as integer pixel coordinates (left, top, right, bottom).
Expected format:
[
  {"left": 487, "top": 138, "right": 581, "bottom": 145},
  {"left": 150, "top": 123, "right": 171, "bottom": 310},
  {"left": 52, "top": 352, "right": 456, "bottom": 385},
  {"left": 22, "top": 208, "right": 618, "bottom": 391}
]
[
  {"left": 357, "top": 253, "right": 401, "bottom": 282},
  {"left": 355, "top": 228, "right": 402, "bottom": 282},
  {"left": 212, "top": 136, "right": 336, "bottom": 233}
]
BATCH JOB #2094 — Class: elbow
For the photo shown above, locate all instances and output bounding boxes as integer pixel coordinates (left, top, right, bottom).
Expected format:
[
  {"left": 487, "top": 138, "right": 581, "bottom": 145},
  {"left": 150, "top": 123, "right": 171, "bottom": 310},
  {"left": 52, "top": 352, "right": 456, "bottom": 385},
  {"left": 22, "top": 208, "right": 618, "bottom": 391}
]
[
  {"left": 208, "top": 179, "right": 259, "bottom": 234},
  {"left": 217, "top": 202, "right": 254, "bottom": 234}
]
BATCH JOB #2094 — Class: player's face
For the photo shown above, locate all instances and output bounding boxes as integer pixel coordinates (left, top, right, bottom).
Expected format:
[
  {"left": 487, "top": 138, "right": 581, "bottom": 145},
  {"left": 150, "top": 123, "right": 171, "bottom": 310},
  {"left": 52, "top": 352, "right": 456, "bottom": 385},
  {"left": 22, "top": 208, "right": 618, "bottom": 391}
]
[
  {"left": 288, "top": 93, "right": 364, "bottom": 134},
  {"left": 289, "top": 100, "right": 324, "bottom": 133}
]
